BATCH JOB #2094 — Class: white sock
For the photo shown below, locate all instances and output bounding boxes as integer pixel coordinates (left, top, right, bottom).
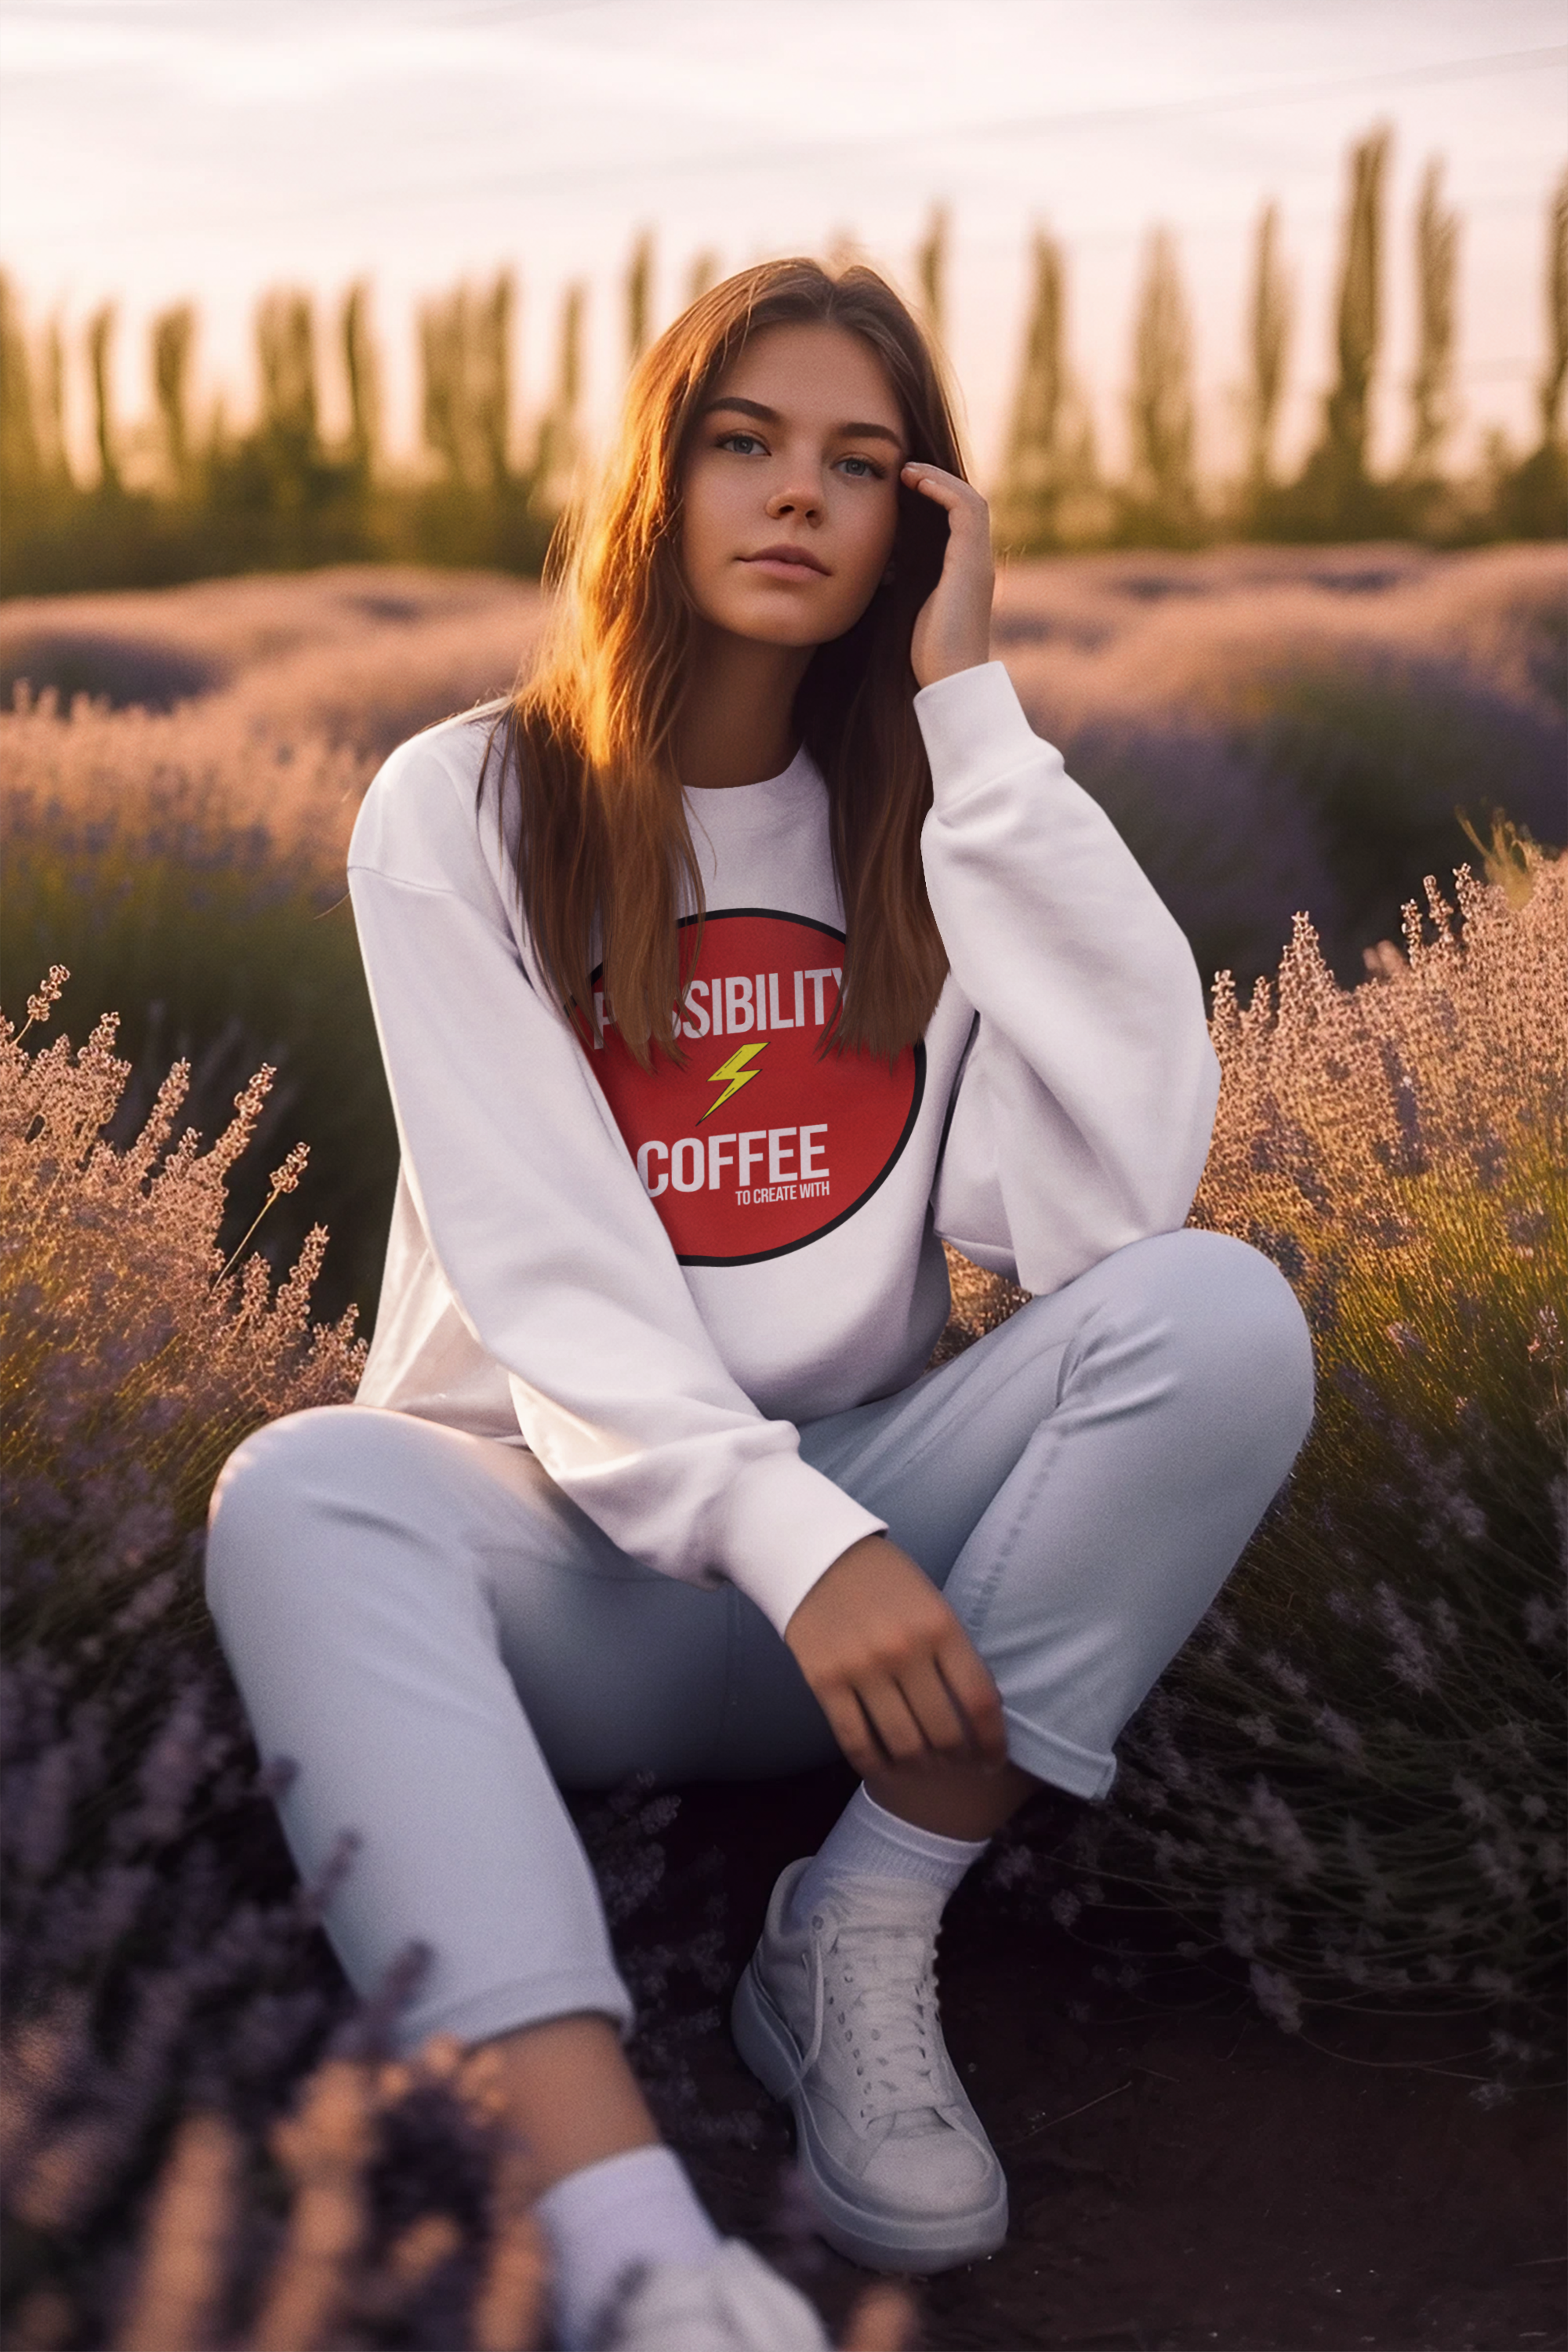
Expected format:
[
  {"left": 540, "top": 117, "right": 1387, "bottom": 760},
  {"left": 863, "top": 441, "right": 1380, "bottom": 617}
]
[
  {"left": 535, "top": 2143, "right": 721, "bottom": 2350},
  {"left": 786, "top": 1784, "right": 989, "bottom": 1933}
]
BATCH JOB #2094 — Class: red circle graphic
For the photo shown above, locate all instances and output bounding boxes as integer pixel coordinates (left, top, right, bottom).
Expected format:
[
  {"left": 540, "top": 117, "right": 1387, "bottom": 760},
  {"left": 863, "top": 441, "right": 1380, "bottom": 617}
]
[{"left": 583, "top": 910, "right": 924, "bottom": 1265}]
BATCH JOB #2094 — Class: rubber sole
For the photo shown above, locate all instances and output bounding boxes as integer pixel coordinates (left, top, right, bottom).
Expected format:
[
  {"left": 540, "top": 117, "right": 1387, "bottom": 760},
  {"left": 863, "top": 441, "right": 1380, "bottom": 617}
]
[{"left": 730, "top": 1956, "right": 1009, "bottom": 2275}]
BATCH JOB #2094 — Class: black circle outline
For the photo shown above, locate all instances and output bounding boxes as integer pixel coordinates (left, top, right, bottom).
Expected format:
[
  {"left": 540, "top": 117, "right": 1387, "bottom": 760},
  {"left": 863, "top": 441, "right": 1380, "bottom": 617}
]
[{"left": 590, "top": 908, "right": 927, "bottom": 1269}]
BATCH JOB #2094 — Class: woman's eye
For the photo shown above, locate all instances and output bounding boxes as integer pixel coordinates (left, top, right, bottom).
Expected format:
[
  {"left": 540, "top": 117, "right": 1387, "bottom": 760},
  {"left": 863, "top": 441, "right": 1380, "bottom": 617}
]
[
  {"left": 718, "top": 431, "right": 766, "bottom": 456},
  {"left": 837, "top": 455, "right": 884, "bottom": 480}
]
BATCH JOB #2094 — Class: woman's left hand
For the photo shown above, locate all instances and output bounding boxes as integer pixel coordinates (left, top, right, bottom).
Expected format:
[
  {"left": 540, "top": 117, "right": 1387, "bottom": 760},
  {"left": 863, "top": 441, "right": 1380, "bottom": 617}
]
[{"left": 902, "top": 462, "right": 995, "bottom": 689}]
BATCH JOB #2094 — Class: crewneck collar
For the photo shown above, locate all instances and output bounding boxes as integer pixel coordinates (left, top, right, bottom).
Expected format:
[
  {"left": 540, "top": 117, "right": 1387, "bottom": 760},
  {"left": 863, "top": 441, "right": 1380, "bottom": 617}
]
[{"left": 682, "top": 742, "right": 824, "bottom": 834}]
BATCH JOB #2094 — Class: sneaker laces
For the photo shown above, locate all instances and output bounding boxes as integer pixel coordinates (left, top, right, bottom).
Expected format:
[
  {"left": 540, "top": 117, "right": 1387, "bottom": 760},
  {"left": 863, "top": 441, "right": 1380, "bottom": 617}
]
[{"left": 793, "top": 1915, "right": 949, "bottom": 2133}]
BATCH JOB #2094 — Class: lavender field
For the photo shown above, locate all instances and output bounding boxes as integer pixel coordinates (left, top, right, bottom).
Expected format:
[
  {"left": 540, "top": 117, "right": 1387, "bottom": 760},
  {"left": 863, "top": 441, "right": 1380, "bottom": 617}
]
[{"left": 2, "top": 546, "right": 1565, "bottom": 2350}]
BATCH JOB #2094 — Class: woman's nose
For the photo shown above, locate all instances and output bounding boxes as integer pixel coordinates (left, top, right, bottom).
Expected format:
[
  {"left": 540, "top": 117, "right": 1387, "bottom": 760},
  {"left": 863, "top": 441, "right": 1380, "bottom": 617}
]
[{"left": 765, "top": 476, "right": 822, "bottom": 522}]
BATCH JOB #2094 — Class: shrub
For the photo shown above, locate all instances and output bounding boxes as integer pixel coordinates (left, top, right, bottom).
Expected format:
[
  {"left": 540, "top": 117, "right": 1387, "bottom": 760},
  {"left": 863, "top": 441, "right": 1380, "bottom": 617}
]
[
  {"left": 982, "top": 840, "right": 1566, "bottom": 2054},
  {"left": 0, "top": 571, "right": 544, "bottom": 1327},
  {"left": 1, "top": 979, "right": 366, "bottom": 2343},
  {"left": 0, "top": 988, "right": 835, "bottom": 2349},
  {"left": 0, "top": 691, "right": 393, "bottom": 1325},
  {"left": 1, "top": 975, "right": 366, "bottom": 1580},
  {"left": 997, "top": 541, "right": 1566, "bottom": 989},
  {"left": 13, "top": 2035, "right": 914, "bottom": 2350}
]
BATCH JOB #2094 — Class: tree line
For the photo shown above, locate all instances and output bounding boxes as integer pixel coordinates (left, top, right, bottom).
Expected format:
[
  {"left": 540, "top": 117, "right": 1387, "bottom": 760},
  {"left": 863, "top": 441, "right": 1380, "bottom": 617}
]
[
  {"left": 994, "top": 132, "right": 1566, "bottom": 550},
  {"left": 1, "top": 135, "right": 1563, "bottom": 599}
]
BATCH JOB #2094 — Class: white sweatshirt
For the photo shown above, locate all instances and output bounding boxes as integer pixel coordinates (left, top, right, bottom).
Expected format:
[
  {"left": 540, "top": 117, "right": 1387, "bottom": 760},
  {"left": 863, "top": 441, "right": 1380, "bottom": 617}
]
[{"left": 346, "top": 661, "right": 1218, "bottom": 1637}]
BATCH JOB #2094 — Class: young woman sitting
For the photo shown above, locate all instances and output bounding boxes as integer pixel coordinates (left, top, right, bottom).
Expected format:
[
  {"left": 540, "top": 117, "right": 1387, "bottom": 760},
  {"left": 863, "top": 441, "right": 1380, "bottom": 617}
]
[{"left": 207, "top": 259, "right": 1314, "bottom": 2351}]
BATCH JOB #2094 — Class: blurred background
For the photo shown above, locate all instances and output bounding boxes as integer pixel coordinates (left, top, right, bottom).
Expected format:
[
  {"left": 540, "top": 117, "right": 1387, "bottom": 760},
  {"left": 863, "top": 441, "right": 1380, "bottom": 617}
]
[
  {"left": 2, "top": 0, "right": 1565, "bottom": 1325},
  {"left": 2, "top": 0, "right": 1566, "bottom": 585}
]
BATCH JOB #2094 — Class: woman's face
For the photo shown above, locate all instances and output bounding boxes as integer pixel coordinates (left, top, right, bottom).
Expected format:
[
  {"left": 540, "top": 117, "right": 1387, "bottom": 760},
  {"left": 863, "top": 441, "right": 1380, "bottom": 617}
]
[{"left": 680, "top": 322, "right": 906, "bottom": 650}]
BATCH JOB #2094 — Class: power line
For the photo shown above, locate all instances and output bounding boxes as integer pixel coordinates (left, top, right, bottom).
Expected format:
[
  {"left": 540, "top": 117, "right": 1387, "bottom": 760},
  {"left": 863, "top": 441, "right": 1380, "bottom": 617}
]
[
  {"left": 942, "top": 41, "right": 1568, "bottom": 150},
  {"left": 343, "top": 40, "right": 1568, "bottom": 207}
]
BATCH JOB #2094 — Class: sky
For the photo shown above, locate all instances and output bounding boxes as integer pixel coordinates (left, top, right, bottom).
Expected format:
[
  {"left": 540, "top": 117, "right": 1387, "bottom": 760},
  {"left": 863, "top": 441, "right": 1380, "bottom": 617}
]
[{"left": 2, "top": 0, "right": 1565, "bottom": 485}]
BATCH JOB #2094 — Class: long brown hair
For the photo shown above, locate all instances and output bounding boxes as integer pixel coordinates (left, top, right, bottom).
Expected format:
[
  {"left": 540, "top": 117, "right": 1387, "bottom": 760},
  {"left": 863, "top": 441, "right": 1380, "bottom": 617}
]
[{"left": 488, "top": 257, "right": 966, "bottom": 1066}]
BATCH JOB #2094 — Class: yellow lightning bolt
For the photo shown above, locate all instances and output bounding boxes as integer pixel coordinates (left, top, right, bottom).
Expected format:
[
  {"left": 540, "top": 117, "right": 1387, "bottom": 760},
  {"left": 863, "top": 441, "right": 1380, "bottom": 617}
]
[{"left": 701, "top": 1040, "right": 768, "bottom": 1120}]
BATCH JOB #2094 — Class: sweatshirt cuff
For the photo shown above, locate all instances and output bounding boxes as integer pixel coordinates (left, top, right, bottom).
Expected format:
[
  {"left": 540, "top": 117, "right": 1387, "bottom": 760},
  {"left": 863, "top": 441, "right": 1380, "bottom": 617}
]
[
  {"left": 714, "top": 1453, "right": 887, "bottom": 1638},
  {"left": 913, "top": 661, "right": 1046, "bottom": 807}
]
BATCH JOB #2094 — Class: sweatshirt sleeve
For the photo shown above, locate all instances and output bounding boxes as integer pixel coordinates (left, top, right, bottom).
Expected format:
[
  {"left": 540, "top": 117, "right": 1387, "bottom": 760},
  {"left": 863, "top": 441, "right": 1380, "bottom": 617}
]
[
  {"left": 916, "top": 662, "right": 1218, "bottom": 1293},
  {"left": 346, "top": 731, "right": 884, "bottom": 1637}
]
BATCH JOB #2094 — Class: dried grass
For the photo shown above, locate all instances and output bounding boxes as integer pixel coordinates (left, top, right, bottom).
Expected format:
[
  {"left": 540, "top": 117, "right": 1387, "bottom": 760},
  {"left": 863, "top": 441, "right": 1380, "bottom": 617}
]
[{"left": 976, "top": 834, "right": 1566, "bottom": 2061}]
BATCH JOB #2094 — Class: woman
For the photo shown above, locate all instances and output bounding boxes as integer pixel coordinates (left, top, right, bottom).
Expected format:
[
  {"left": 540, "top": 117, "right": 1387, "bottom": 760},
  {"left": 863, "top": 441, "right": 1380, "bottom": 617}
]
[{"left": 207, "top": 260, "right": 1314, "bottom": 2352}]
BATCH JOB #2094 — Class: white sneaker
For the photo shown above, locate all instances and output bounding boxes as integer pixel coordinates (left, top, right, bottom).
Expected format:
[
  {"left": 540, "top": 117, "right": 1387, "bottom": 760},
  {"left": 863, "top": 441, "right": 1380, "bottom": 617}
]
[
  {"left": 597, "top": 2238, "right": 831, "bottom": 2350},
  {"left": 731, "top": 1860, "right": 1008, "bottom": 2274}
]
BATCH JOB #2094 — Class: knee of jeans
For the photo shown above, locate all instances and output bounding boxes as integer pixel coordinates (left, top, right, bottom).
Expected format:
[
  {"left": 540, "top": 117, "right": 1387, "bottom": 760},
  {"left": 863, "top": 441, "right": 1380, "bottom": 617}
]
[
  {"left": 1132, "top": 1229, "right": 1316, "bottom": 1446},
  {"left": 205, "top": 1404, "right": 375, "bottom": 1610}
]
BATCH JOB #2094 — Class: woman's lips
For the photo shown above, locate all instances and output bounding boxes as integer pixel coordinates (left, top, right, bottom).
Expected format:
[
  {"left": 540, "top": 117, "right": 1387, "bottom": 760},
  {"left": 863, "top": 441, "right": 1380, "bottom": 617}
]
[{"left": 742, "top": 546, "right": 829, "bottom": 579}]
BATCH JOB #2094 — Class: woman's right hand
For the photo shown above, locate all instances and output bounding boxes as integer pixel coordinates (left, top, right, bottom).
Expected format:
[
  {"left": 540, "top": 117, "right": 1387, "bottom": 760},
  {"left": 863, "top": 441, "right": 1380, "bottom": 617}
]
[{"left": 783, "top": 1534, "right": 1006, "bottom": 1781}]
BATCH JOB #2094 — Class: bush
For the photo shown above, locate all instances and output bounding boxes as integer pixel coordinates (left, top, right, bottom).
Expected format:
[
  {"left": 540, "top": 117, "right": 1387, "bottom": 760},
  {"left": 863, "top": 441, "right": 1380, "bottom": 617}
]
[
  {"left": 0, "top": 572, "right": 543, "bottom": 1328},
  {"left": 0, "top": 982, "right": 364, "bottom": 2341},
  {"left": 2, "top": 989, "right": 880, "bottom": 2350},
  {"left": 978, "top": 839, "right": 1566, "bottom": 2055}
]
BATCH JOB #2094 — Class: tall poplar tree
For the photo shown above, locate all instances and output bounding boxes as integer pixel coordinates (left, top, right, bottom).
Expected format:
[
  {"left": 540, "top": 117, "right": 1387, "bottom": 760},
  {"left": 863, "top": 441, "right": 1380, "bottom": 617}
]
[
  {"left": 1496, "top": 165, "right": 1568, "bottom": 535},
  {"left": 256, "top": 292, "right": 319, "bottom": 470},
  {"left": 1536, "top": 165, "right": 1567, "bottom": 452},
  {"left": 626, "top": 232, "right": 654, "bottom": 368},
  {"left": 0, "top": 273, "right": 41, "bottom": 501},
  {"left": 419, "top": 274, "right": 515, "bottom": 489},
  {"left": 915, "top": 204, "right": 949, "bottom": 344},
  {"left": 532, "top": 281, "right": 585, "bottom": 517},
  {"left": 1295, "top": 125, "right": 1391, "bottom": 533},
  {"left": 419, "top": 285, "right": 470, "bottom": 485},
  {"left": 1245, "top": 201, "right": 1291, "bottom": 514},
  {"left": 341, "top": 281, "right": 380, "bottom": 486},
  {"left": 37, "top": 316, "right": 70, "bottom": 490},
  {"left": 1405, "top": 160, "right": 1459, "bottom": 488},
  {"left": 1126, "top": 226, "right": 1199, "bottom": 543},
  {"left": 151, "top": 304, "right": 196, "bottom": 493},
  {"left": 993, "top": 228, "right": 1094, "bottom": 550},
  {"left": 687, "top": 250, "right": 720, "bottom": 306},
  {"left": 473, "top": 272, "right": 515, "bottom": 488},
  {"left": 85, "top": 304, "right": 120, "bottom": 494}
]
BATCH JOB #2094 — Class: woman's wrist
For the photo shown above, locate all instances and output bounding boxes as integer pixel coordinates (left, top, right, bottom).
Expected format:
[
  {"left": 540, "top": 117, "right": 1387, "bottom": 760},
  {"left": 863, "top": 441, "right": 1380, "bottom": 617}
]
[{"left": 913, "top": 642, "right": 993, "bottom": 689}]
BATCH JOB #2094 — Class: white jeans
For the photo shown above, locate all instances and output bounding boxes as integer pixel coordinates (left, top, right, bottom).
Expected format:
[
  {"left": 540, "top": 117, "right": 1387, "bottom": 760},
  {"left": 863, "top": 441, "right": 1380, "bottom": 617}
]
[{"left": 206, "top": 1229, "right": 1313, "bottom": 2052}]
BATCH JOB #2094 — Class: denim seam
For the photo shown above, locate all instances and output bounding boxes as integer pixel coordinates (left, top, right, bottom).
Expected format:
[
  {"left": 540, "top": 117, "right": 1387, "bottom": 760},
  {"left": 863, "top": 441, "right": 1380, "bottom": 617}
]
[{"left": 948, "top": 1406, "right": 1067, "bottom": 1641}]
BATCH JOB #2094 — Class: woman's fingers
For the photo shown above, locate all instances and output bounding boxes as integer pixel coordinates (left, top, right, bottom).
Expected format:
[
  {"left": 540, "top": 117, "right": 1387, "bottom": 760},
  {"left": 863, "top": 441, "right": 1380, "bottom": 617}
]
[
  {"left": 901, "top": 462, "right": 994, "bottom": 688},
  {"left": 895, "top": 1655, "right": 977, "bottom": 1758},
  {"left": 819, "top": 1684, "right": 883, "bottom": 1780},
  {"left": 818, "top": 1655, "right": 1004, "bottom": 1777},
  {"left": 901, "top": 459, "right": 984, "bottom": 511},
  {"left": 902, "top": 463, "right": 991, "bottom": 538},
  {"left": 821, "top": 1665, "right": 962, "bottom": 1774},
  {"left": 855, "top": 1674, "right": 935, "bottom": 1768},
  {"left": 935, "top": 1631, "right": 1007, "bottom": 1766},
  {"left": 786, "top": 1535, "right": 1007, "bottom": 1773},
  {"left": 838, "top": 1652, "right": 1000, "bottom": 1774}
]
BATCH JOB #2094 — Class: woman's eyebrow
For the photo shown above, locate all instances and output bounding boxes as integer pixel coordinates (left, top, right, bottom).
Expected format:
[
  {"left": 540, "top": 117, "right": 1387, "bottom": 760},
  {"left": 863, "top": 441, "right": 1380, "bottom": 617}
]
[{"left": 703, "top": 394, "right": 904, "bottom": 447}]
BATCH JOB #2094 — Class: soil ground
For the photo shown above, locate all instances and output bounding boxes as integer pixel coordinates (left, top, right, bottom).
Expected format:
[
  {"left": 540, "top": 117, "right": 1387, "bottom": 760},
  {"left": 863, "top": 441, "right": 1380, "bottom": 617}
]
[{"left": 640, "top": 1769, "right": 1566, "bottom": 2352}]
